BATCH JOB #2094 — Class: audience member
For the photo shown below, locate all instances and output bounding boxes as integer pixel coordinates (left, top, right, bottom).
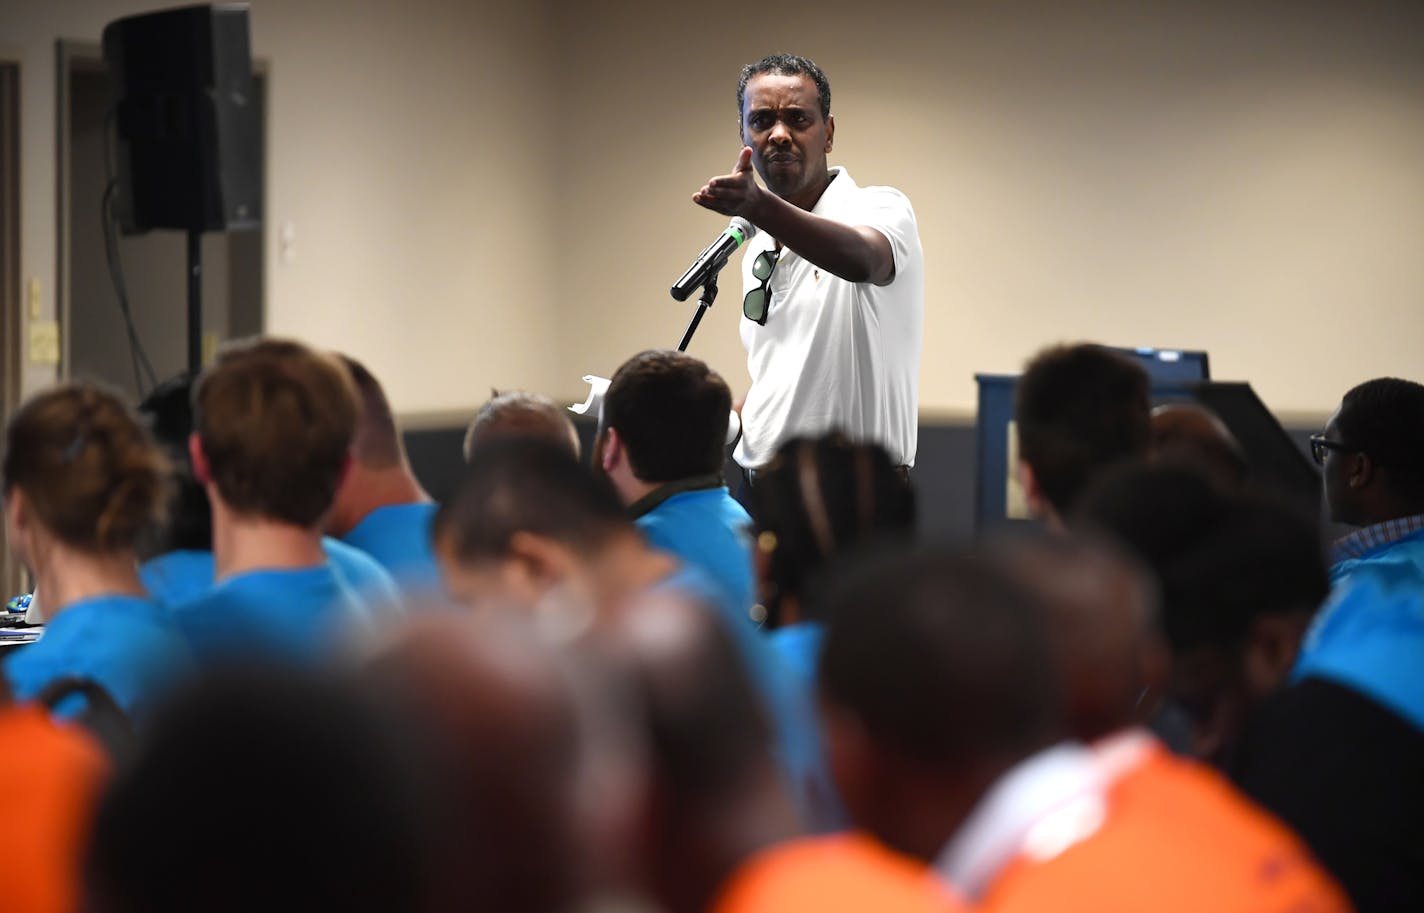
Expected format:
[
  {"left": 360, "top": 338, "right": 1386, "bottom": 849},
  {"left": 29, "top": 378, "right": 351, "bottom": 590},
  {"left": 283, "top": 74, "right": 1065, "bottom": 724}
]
[
  {"left": 748, "top": 433, "right": 915, "bottom": 686},
  {"left": 83, "top": 668, "right": 430, "bottom": 913},
  {"left": 367, "top": 614, "right": 592, "bottom": 913},
  {"left": 1220, "top": 380, "right": 1424, "bottom": 913},
  {"left": 463, "top": 389, "right": 580, "bottom": 461},
  {"left": 1014, "top": 343, "right": 1150, "bottom": 527},
  {"left": 1314, "top": 377, "right": 1424, "bottom": 583},
  {"left": 597, "top": 350, "right": 754, "bottom": 619},
  {"left": 135, "top": 371, "right": 401, "bottom": 616},
  {"left": 816, "top": 548, "right": 1348, "bottom": 912},
  {"left": 2, "top": 382, "right": 191, "bottom": 723},
  {"left": 1075, "top": 465, "right": 1330, "bottom": 763},
  {"left": 168, "top": 338, "right": 373, "bottom": 665},
  {"left": 1149, "top": 403, "right": 1249, "bottom": 488},
  {"left": 0, "top": 681, "right": 110, "bottom": 913},
  {"left": 325, "top": 354, "right": 441, "bottom": 596},
  {"left": 601, "top": 587, "right": 959, "bottom": 913},
  {"left": 433, "top": 438, "right": 827, "bottom": 829},
  {"left": 988, "top": 536, "right": 1350, "bottom": 912}
]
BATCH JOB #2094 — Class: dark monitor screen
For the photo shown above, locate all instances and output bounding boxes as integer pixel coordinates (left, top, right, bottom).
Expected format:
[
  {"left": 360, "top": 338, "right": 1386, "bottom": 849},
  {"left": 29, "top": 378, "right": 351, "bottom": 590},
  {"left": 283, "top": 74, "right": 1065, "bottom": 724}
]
[{"left": 1112, "top": 347, "right": 1210, "bottom": 385}]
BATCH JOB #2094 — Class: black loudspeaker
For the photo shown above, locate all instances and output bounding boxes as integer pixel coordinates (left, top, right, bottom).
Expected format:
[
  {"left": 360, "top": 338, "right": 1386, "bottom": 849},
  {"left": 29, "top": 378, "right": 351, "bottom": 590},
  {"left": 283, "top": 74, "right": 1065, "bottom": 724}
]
[{"left": 102, "top": 4, "right": 261, "bottom": 234}]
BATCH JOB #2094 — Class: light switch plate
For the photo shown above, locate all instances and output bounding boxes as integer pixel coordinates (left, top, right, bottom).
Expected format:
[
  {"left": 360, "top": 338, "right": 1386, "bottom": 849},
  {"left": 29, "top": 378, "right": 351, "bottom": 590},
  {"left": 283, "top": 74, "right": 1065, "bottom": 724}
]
[{"left": 28, "top": 320, "right": 60, "bottom": 365}]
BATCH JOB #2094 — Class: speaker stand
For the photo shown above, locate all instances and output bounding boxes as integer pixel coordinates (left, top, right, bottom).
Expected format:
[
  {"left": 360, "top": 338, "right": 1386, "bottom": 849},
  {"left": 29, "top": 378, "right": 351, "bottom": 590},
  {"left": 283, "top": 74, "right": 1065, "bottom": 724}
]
[{"left": 187, "top": 229, "right": 202, "bottom": 374}]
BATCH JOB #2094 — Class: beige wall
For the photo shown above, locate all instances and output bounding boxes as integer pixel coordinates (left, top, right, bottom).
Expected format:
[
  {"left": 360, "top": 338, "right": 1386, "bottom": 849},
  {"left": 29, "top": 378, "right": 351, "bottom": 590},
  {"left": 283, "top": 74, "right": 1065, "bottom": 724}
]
[
  {"left": 3, "top": 0, "right": 561, "bottom": 413},
  {"left": 6, "top": 0, "right": 1424, "bottom": 420},
  {"left": 551, "top": 0, "right": 1424, "bottom": 419}
]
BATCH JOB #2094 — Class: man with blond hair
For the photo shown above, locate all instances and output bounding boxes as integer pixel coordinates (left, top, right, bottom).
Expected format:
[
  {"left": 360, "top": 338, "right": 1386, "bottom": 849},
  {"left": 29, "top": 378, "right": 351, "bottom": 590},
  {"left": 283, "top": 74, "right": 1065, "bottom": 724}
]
[{"left": 172, "top": 338, "right": 371, "bottom": 664}]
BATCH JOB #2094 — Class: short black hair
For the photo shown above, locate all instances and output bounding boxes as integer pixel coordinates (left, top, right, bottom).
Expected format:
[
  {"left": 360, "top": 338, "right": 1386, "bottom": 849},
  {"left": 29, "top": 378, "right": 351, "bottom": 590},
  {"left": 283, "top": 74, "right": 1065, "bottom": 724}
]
[
  {"left": 738, "top": 53, "right": 831, "bottom": 122},
  {"left": 137, "top": 372, "right": 211, "bottom": 555},
  {"left": 1015, "top": 343, "right": 1151, "bottom": 515},
  {"left": 435, "top": 437, "right": 628, "bottom": 562},
  {"left": 1076, "top": 463, "right": 1329, "bottom": 653},
  {"left": 818, "top": 548, "right": 1057, "bottom": 769},
  {"left": 84, "top": 669, "right": 430, "bottom": 913},
  {"left": 750, "top": 434, "right": 916, "bottom": 626},
  {"left": 603, "top": 350, "right": 730, "bottom": 483},
  {"left": 1336, "top": 377, "right": 1424, "bottom": 495}
]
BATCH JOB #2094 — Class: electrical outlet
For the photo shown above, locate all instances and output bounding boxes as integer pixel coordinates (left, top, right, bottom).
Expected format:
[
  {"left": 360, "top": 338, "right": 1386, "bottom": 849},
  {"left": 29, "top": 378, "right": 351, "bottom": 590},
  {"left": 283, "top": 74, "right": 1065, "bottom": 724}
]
[{"left": 28, "top": 320, "right": 60, "bottom": 365}]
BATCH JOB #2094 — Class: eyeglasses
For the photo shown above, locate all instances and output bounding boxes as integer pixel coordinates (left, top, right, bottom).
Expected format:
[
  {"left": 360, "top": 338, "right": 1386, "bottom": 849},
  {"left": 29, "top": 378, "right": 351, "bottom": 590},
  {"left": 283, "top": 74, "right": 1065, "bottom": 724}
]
[
  {"left": 743, "top": 249, "right": 780, "bottom": 325},
  {"left": 1309, "top": 434, "right": 1356, "bottom": 466}
]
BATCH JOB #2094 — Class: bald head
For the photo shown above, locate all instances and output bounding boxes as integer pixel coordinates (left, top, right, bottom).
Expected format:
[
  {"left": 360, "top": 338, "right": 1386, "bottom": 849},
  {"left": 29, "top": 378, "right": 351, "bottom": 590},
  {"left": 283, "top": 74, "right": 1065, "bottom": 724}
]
[
  {"left": 1150, "top": 404, "right": 1247, "bottom": 488},
  {"left": 464, "top": 390, "right": 581, "bottom": 462},
  {"left": 989, "top": 536, "right": 1165, "bottom": 742},
  {"left": 370, "top": 615, "right": 586, "bottom": 913}
]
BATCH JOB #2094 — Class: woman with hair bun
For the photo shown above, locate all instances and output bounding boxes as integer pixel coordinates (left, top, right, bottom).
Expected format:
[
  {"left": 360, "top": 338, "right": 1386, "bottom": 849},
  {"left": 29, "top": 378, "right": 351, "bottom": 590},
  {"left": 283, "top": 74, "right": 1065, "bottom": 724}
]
[{"left": 2, "top": 382, "right": 191, "bottom": 724}]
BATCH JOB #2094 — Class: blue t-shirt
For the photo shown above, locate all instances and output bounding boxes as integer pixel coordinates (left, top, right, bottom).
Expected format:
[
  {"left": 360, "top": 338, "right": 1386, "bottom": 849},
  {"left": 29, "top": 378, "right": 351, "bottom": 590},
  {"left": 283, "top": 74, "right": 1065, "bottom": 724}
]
[
  {"left": 169, "top": 564, "right": 369, "bottom": 666},
  {"left": 637, "top": 485, "right": 756, "bottom": 624},
  {"left": 340, "top": 503, "right": 442, "bottom": 598},
  {"left": 659, "top": 565, "right": 838, "bottom": 831},
  {"left": 1295, "top": 554, "right": 1424, "bottom": 732},
  {"left": 769, "top": 621, "right": 826, "bottom": 694},
  {"left": 4, "top": 593, "right": 192, "bottom": 724},
  {"left": 140, "top": 538, "right": 401, "bottom": 616}
]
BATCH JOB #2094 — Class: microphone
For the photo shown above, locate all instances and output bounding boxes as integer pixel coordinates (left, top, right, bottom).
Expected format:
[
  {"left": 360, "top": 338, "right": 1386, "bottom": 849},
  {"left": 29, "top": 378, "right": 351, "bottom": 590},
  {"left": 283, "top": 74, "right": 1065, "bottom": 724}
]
[{"left": 670, "top": 217, "right": 757, "bottom": 302}]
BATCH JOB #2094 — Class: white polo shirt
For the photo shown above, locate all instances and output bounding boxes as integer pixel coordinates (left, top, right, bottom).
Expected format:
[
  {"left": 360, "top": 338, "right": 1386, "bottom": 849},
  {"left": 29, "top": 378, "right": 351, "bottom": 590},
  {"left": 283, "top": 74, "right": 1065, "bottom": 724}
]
[{"left": 735, "top": 167, "right": 923, "bottom": 470}]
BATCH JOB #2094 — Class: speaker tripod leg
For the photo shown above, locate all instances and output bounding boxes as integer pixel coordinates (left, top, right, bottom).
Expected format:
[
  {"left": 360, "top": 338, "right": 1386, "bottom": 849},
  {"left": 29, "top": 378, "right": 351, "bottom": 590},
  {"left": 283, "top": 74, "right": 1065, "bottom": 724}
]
[{"left": 187, "top": 229, "right": 202, "bottom": 374}]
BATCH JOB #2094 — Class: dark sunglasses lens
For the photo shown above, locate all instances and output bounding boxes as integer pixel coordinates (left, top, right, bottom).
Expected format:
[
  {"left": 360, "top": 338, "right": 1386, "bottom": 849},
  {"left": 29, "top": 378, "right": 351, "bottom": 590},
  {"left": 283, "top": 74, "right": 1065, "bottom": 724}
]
[
  {"left": 753, "top": 252, "right": 776, "bottom": 280},
  {"left": 744, "top": 288, "right": 769, "bottom": 323}
]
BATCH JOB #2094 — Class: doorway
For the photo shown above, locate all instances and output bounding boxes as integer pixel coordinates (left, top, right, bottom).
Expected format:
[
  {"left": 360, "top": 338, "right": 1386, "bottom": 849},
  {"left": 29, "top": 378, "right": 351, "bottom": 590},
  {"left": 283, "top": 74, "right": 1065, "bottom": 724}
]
[
  {"left": 56, "top": 41, "right": 265, "bottom": 403},
  {"left": 1, "top": 61, "right": 19, "bottom": 599}
]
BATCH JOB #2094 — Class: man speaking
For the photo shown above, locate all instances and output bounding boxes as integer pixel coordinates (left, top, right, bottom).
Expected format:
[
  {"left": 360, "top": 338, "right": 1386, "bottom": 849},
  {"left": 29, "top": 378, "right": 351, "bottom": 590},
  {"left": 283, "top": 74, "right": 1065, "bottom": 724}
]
[{"left": 694, "top": 53, "right": 924, "bottom": 477}]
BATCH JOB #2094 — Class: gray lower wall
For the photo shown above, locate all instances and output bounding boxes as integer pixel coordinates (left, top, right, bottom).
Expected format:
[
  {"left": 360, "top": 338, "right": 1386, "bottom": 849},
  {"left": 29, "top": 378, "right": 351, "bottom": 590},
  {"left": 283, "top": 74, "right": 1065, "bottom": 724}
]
[{"left": 404, "top": 418, "right": 1324, "bottom": 544}]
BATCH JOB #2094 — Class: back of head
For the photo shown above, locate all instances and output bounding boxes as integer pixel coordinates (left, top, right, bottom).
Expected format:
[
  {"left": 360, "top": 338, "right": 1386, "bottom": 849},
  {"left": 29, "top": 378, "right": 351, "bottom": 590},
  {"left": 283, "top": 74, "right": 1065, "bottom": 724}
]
[
  {"left": 749, "top": 434, "right": 916, "bottom": 625},
  {"left": 464, "top": 389, "right": 580, "bottom": 462},
  {"left": 614, "top": 589, "right": 775, "bottom": 811},
  {"left": 84, "top": 668, "right": 429, "bottom": 913},
  {"left": 1149, "top": 403, "right": 1249, "bottom": 489},
  {"left": 137, "top": 373, "right": 211, "bottom": 554},
  {"left": 368, "top": 615, "right": 587, "bottom": 913},
  {"left": 1336, "top": 376, "right": 1424, "bottom": 503},
  {"left": 1076, "top": 464, "right": 1328, "bottom": 655},
  {"left": 988, "top": 535, "right": 1163, "bottom": 742},
  {"left": 1015, "top": 343, "right": 1151, "bottom": 516},
  {"left": 436, "top": 437, "right": 628, "bottom": 564},
  {"left": 819, "top": 548, "right": 1057, "bottom": 773},
  {"left": 603, "top": 350, "right": 731, "bottom": 483},
  {"left": 194, "top": 337, "right": 358, "bottom": 527},
  {"left": 335, "top": 353, "right": 405, "bottom": 469},
  {"left": 2, "top": 381, "right": 169, "bottom": 553}
]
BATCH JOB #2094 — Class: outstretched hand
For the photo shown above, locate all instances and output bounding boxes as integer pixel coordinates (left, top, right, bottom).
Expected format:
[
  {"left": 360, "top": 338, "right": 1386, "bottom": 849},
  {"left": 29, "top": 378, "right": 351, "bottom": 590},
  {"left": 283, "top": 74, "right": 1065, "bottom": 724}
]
[{"left": 693, "top": 147, "right": 762, "bottom": 219}]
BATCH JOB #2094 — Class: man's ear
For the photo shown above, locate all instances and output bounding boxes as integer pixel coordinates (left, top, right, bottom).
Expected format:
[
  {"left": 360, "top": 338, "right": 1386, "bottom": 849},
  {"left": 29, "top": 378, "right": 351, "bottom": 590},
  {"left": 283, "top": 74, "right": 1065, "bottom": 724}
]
[
  {"left": 507, "top": 530, "right": 575, "bottom": 593},
  {"left": 1017, "top": 460, "right": 1062, "bottom": 529},
  {"left": 1243, "top": 612, "right": 1311, "bottom": 700},
  {"left": 1347, "top": 452, "right": 1374, "bottom": 490},
  {"left": 825, "top": 113, "right": 835, "bottom": 152},
  {"left": 600, "top": 428, "right": 623, "bottom": 475},
  {"left": 188, "top": 433, "right": 211, "bottom": 486}
]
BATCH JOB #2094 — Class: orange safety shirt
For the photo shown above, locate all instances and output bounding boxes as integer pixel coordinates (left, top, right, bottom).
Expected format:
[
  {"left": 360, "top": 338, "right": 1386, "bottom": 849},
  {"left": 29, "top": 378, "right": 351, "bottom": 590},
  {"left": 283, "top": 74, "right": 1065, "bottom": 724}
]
[
  {"left": 713, "top": 832, "right": 966, "bottom": 913},
  {"left": 0, "top": 705, "right": 110, "bottom": 913},
  {"left": 982, "top": 731, "right": 1353, "bottom": 913}
]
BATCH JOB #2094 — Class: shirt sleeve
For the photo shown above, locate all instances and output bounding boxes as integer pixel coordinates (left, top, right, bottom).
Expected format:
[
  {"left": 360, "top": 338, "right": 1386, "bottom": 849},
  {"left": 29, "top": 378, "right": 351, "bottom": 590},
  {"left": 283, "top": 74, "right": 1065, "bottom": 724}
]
[{"left": 851, "top": 186, "right": 920, "bottom": 281}]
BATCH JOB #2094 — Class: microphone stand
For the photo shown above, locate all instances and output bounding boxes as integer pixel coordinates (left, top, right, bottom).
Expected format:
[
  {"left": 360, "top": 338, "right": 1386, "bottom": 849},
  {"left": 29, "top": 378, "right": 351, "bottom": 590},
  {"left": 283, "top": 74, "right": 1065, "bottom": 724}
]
[{"left": 677, "top": 271, "right": 719, "bottom": 353}]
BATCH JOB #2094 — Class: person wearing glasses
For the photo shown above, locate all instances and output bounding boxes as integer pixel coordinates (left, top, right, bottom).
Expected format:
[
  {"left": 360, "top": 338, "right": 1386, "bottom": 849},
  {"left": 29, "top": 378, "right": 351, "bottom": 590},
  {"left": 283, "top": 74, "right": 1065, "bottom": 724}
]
[{"left": 693, "top": 54, "right": 923, "bottom": 481}]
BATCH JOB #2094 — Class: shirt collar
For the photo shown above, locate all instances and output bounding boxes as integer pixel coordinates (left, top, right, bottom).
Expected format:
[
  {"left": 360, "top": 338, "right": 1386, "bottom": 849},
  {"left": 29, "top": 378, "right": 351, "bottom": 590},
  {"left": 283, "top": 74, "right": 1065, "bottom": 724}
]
[
  {"left": 1330, "top": 513, "right": 1424, "bottom": 563},
  {"left": 627, "top": 473, "right": 726, "bottom": 520},
  {"left": 810, "top": 165, "right": 852, "bottom": 216},
  {"left": 932, "top": 741, "right": 1108, "bottom": 901}
]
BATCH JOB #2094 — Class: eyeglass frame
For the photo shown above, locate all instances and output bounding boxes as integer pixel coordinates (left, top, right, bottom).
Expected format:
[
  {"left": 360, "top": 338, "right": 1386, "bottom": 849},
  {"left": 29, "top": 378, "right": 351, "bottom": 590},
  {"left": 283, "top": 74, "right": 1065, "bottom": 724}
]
[
  {"left": 1308, "top": 434, "right": 1357, "bottom": 467},
  {"left": 743, "top": 248, "right": 781, "bottom": 326}
]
